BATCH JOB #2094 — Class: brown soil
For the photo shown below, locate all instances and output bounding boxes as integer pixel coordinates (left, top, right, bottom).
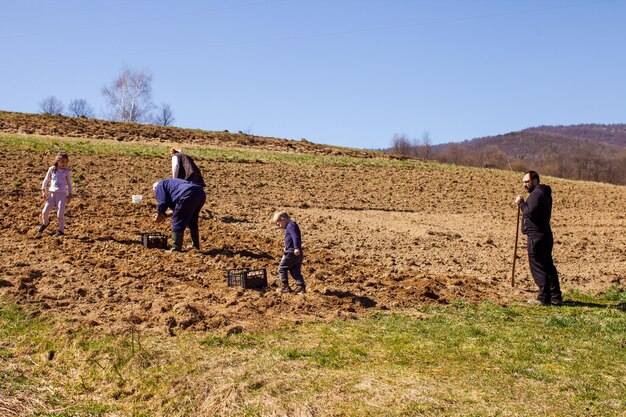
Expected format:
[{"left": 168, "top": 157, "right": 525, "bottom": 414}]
[
  {"left": 1, "top": 126, "right": 625, "bottom": 336},
  {"left": 0, "top": 111, "right": 385, "bottom": 158}
]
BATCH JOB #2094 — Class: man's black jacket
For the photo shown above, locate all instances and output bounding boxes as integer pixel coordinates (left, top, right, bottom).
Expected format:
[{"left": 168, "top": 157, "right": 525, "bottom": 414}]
[{"left": 520, "top": 184, "right": 553, "bottom": 237}]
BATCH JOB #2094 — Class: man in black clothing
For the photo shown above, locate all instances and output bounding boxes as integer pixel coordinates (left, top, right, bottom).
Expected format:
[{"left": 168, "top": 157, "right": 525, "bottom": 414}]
[{"left": 515, "top": 171, "right": 562, "bottom": 305}]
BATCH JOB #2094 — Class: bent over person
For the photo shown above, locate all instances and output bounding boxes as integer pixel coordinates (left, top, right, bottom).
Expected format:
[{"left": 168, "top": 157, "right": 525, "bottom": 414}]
[
  {"left": 272, "top": 211, "right": 306, "bottom": 294},
  {"left": 515, "top": 171, "right": 562, "bottom": 305},
  {"left": 170, "top": 148, "right": 206, "bottom": 187},
  {"left": 153, "top": 178, "right": 206, "bottom": 252}
]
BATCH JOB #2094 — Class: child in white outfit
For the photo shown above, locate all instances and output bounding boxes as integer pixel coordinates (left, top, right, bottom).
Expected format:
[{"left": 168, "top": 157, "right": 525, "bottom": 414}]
[{"left": 38, "top": 152, "right": 73, "bottom": 236}]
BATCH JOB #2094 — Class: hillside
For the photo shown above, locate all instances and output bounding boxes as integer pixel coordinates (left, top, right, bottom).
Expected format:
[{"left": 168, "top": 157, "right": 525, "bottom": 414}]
[
  {"left": 458, "top": 130, "right": 625, "bottom": 159},
  {"left": 524, "top": 123, "right": 626, "bottom": 147},
  {"left": 0, "top": 114, "right": 625, "bottom": 332},
  {"left": 0, "top": 110, "right": 381, "bottom": 159},
  {"left": 1, "top": 122, "right": 625, "bottom": 415},
  {"left": 1, "top": 132, "right": 625, "bottom": 335},
  {"left": 431, "top": 124, "right": 626, "bottom": 185}
]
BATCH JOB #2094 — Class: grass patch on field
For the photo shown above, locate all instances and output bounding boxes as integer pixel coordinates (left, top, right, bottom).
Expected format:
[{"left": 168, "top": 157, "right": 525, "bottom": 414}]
[
  {"left": 0, "top": 133, "right": 433, "bottom": 169},
  {"left": 1, "top": 291, "right": 625, "bottom": 416}
]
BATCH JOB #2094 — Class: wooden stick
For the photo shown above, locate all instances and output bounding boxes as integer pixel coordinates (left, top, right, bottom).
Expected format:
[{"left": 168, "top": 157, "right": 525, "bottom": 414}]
[{"left": 511, "top": 206, "right": 521, "bottom": 287}]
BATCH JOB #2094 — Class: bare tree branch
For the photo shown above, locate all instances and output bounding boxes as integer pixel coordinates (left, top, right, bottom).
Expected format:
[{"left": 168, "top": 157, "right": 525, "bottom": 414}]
[
  {"left": 102, "top": 67, "right": 153, "bottom": 122},
  {"left": 39, "top": 96, "right": 64, "bottom": 115},
  {"left": 67, "top": 99, "right": 95, "bottom": 118},
  {"left": 153, "top": 103, "right": 175, "bottom": 126},
  {"left": 390, "top": 134, "right": 416, "bottom": 157},
  {"left": 419, "top": 131, "right": 432, "bottom": 160}
]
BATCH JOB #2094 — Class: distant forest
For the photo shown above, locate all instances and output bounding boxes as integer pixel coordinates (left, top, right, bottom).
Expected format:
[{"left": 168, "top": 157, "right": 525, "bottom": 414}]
[{"left": 389, "top": 124, "right": 626, "bottom": 185}]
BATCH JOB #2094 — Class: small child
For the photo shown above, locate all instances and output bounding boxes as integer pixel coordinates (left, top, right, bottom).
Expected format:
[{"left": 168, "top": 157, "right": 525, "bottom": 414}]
[
  {"left": 38, "top": 152, "right": 73, "bottom": 236},
  {"left": 272, "top": 210, "right": 306, "bottom": 294}
]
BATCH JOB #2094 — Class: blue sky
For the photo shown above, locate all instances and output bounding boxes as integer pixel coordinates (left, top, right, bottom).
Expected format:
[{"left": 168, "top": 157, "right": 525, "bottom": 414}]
[{"left": 1, "top": 0, "right": 625, "bottom": 149}]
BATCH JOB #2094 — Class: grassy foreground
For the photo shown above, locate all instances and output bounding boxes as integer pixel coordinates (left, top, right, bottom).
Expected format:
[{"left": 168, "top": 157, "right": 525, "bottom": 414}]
[{"left": 1, "top": 291, "right": 625, "bottom": 417}]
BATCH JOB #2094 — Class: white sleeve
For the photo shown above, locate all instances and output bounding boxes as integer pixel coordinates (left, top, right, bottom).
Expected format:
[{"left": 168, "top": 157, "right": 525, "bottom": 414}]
[
  {"left": 41, "top": 167, "right": 52, "bottom": 191},
  {"left": 172, "top": 155, "right": 179, "bottom": 178}
]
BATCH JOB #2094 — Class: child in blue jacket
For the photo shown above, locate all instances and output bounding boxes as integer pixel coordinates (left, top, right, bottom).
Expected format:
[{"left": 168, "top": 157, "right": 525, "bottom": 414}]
[{"left": 272, "top": 211, "right": 306, "bottom": 294}]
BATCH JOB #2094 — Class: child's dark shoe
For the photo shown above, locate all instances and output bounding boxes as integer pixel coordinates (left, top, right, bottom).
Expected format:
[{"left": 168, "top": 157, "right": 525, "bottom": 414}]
[
  {"left": 37, "top": 223, "right": 48, "bottom": 233},
  {"left": 54, "top": 230, "right": 64, "bottom": 237},
  {"left": 277, "top": 283, "right": 292, "bottom": 293}
]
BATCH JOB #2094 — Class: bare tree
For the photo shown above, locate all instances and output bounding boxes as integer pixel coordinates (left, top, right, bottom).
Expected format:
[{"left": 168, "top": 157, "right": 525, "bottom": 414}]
[
  {"left": 438, "top": 143, "right": 464, "bottom": 165},
  {"left": 102, "top": 67, "right": 153, "bottom": 122},
  {"left": 390, "top": 134, "right": 415, "bottom": 156},
  {"left": 418, "top": 131, "right": 432, "bottom": 159},
  {"left": 67, "top": 98, "right": 95, "bottom": 118},
  {"left": 153, "top": 103, "right": 175, "bottom": 126},
  {"left": 39, "top": 96, "right": 64, "bottom": 115},
  {"left": 479, "top": 145, "right": 508, "bottom": 168}
]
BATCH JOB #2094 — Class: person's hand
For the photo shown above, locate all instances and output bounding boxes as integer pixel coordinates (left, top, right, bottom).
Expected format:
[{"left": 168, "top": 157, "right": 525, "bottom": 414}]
[
  {"left": 41, "top": 190, "right": 47, "bottom": 199},
  {"left": 154, "top": 213, "right": 166, "bottom": 223},
  {"left": 294, "top": 248, "right": 300, "bottom": 256},
  {"left": 515, "top": 195, "right": 524, "bottom": 205},
  {"left": 67, "top": 193, "right": 73, "bottom": 202}
]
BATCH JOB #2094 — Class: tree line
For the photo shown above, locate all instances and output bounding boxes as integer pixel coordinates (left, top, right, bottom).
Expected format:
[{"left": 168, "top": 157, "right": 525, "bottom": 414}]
[
  {"left": 389, "top": 132, "right": 626, "bottom": 186},
  {"left": 39, "top": 67, "right": 175, "bottom": 127}
]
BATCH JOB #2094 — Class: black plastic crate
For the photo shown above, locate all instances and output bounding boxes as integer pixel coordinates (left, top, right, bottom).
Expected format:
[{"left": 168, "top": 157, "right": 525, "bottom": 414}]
[
  {"left": 227, "top": 268, "right": 267, "bottom": 289},
  {"left": 141, "top": 232, "right": 168, "bottom": 249}
]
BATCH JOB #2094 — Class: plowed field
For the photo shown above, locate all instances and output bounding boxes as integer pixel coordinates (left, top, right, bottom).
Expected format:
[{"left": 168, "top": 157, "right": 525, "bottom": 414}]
[{"left": 1, "top": 139, "right": 625, "bottom": 335}]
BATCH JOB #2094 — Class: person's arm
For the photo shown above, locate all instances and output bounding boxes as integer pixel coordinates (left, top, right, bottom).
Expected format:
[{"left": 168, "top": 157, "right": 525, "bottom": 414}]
[
  {"left": 519, "top": 190, "right": 542, "bottom": 222},
  {"left": 41, "top": 167, "right": 52, "bottom": 198},
  {"left": 154, "top": 184, "right": 169, "bottom": 223},
  {"left": 66, "top": 169, "right": 73, "bottom": 198},
  {"left": 154, "top": 184, "right": 170, "bottom": 215},
  {"left": 288, "top": 223, "right": 302, "bottom": 255},
  {"left": 172, "top": 155, "right": 179, "bottom": 178}
]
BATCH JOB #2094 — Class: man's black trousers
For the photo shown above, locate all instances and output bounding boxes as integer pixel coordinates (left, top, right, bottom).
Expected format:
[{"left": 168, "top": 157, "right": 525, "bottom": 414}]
[{"left": 527, "top": 233, "right": 562, "bottom": 303}]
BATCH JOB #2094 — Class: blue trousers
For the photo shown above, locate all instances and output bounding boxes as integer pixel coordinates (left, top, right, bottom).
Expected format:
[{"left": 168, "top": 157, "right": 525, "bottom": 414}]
[
  {"left": 279, "top": 250, "right": 305, "bottom": 286},
  {"left": 171, "top": 188, "right": 206, "bottom": 233}
]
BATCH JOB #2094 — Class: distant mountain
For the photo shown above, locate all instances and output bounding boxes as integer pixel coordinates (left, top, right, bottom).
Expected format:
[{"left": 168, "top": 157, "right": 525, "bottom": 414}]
[
  {"left": 396, "top": 124, "right": 626, "bottom": 185},
  {"left": 523, "top": 124, "right": 626, "bottom": 148},
  {"left": 445, "top": 126, "right": 626, "bottom": 161}
]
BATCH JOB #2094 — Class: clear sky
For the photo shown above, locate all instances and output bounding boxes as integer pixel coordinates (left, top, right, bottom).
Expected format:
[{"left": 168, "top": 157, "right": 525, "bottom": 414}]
[{"left": 1, "top": 0, "right": 625, "bottom": 149}]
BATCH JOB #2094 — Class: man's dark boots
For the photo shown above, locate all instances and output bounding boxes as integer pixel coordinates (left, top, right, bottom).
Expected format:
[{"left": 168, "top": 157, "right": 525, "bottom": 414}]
[
  {"left": 169, "top": 231, "right": 183, "bottom": 252},
  {"left": 188, "top": 228, "right": 200, "bottom": 250}
]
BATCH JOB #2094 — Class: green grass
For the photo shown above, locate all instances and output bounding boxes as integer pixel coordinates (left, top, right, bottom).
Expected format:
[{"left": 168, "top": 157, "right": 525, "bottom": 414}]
[
  {"left": 1, "top": 290, "right": 625, "bottom": 416},
  {"left": 0, "top": 132, "right": 436, "bottom": 169}
]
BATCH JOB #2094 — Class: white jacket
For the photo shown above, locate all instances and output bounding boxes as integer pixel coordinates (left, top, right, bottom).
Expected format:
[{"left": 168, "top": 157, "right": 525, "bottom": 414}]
[{"left": 42, "top": 167, "right": 73, "bottom": 194}]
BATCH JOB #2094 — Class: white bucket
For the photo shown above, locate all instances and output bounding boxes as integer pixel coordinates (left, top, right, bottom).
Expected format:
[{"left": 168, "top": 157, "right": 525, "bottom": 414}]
[{"left": 131, "top": 194, "right": 143, "bottom": 204}]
